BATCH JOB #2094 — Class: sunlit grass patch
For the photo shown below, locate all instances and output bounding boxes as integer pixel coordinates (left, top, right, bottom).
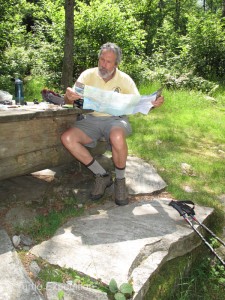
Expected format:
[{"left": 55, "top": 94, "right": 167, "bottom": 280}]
[{"left": 128, "top": 84, "right": 225, "bottom": 217}]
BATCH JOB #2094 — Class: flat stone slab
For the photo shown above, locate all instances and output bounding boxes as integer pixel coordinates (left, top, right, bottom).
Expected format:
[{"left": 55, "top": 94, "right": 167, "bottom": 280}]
[
  {"left": 0, "top": 229, "right": 44, "bottom": 300},
  {"left": 30, "top": 199, "right": 213, "bottom": 299},
  {"left": 126, "top": 156, "right": 167, "bottom": 194}
]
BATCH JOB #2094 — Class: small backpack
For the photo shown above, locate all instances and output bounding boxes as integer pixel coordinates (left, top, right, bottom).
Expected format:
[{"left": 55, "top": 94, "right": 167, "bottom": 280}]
[{"left": 41, "top": 89, "right": 65, "bottom": 105}]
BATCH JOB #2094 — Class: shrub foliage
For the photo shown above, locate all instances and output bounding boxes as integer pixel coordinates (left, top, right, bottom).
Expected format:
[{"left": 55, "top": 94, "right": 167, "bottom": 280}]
[{"left": 0, "top": 0, "right": 224, "bottom": 93}]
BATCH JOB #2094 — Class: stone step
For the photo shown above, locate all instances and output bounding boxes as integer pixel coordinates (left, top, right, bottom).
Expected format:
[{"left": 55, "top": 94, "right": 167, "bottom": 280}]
[
  {"left": 30, "top": 199, "right": 213, "bottom": 299},
  {"left": 0, "top": 229, "right": 44, "bottom": 300}
]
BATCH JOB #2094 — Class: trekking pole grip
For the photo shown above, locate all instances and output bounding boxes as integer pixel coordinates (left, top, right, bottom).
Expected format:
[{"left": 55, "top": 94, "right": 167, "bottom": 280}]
[{"left": 169, "top": 200, "right": 186, "bottom": 216}]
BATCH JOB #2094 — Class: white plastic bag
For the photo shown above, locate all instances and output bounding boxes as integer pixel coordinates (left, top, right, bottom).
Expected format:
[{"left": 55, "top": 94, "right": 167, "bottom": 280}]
[{"left": 0, "top": 90, "right": 13, "bottom": 104}]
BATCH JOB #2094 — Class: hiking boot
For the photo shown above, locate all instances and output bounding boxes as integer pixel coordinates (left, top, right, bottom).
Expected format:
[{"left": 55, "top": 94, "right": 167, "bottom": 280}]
[
  {"left": 114, "top": 178, "right": 129, "bottom": 206},
  {"left": 91, "top": 173, "right": 113, "bottom": 200}
]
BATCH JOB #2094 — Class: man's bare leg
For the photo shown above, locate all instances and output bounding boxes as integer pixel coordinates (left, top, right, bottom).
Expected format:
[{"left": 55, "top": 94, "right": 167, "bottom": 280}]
[
  {"left": 61, "top": 127, "right": 93, "bottom": 165},
  {"left": 110, "top": 127, "right": 128, "bottom": 169},
  {"left": 61, "top": 127, "right": 112, "bottom": 200}
]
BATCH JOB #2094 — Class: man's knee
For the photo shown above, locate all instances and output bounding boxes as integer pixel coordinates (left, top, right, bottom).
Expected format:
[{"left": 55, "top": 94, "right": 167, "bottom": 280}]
[
  {"left": 110, "top": 127, "right": 125, "bottom": 141},
  {"left": 61, "top": 129, "right": 71, "bottom": 146},
  {"left": 61, "top": 128, "right": 79, "bottom": 145},
  {"left": 62, "top": 127, "right": 94, "bottom": 147},
  {"left": 110, "top": 130, "right": 126, "bottom": 149}
]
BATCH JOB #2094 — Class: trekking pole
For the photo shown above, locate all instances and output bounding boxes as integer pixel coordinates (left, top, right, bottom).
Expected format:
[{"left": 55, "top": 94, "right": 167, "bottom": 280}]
[
  {"left": 169, "top": 200, "right": 225, "bottom": 267},
  {"left": 174, "top": 200, "right": 225, "bottom": 247}
]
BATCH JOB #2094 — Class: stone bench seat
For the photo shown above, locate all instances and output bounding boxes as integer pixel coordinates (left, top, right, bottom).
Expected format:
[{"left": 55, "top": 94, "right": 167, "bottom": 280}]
[{"left": 0, "top": 105, "right": 106, "bottom": 181}]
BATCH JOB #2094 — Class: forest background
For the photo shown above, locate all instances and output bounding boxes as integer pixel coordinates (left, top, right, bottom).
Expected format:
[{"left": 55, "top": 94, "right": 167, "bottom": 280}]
[{"left": 0, "top": 0, "right": 225, "bottom": 97}]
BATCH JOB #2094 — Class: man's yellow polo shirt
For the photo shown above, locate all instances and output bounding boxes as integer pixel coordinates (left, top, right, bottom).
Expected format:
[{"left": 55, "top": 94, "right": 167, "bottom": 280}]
[{"left": 76, "top": 67, "right": 140, "bottom": 117}]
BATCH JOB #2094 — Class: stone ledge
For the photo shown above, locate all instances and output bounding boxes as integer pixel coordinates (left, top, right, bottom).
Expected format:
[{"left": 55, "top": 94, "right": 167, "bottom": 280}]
[
  {"left": 30, "top": 199, "right": 213, "bottom": 299},
  {"left": 0, "top": 229, "right": 44, "bottom": 300}
]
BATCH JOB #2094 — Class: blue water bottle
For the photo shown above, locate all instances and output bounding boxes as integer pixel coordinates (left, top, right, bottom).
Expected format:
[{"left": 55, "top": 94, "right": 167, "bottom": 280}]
[{"left": 15, "top": 78, "right": 24, "bottom": 105}]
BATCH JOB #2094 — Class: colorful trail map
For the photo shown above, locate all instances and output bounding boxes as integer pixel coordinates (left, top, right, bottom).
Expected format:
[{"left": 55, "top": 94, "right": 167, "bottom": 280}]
[{"left": 74, "top": 82, "right": 162, "bottom": 116}]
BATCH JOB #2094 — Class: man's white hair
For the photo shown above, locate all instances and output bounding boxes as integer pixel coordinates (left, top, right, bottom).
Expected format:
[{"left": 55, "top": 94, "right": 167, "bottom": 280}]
[{"left": 98, "top": 42, "right": 122, "bottom": 65}]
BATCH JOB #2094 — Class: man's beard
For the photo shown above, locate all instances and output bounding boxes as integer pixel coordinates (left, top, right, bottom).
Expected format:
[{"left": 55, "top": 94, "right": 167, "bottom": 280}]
[{"left": 98, "top": 66, "right": 115, "bottom": 79}]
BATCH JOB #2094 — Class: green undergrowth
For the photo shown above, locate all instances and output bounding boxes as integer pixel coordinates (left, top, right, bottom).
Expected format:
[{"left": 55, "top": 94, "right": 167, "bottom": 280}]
[
  {"left": 38, "top": 263, "right": 108, "bottom": 294},
  {"left": 144, "top": 245, "right": 225, "bottom": 300},
  {"left": 15, "top": 198, "right": 84, "bottom": 243},
  {"left": 18, "top": 252, "right": 109, "bottom": 295}
]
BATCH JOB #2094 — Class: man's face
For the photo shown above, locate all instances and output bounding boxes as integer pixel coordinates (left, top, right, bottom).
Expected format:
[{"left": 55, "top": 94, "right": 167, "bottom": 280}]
[{"left": 98, "top": 50, "right": 117, "bottom": 79}]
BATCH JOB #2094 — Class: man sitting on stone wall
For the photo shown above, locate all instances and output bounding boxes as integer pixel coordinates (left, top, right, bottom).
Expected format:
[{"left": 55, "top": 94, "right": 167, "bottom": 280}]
[{"left": 61, "top": 42, "right": 164, "bottom": 206}]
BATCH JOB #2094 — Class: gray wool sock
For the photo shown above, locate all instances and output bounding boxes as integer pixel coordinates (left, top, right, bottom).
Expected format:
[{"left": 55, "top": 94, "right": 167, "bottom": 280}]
[
  {"left": 115, "top": 167, "right": 126, "bottom": 179},
  {"left": 86, "top": 159, "right": 107, "bottom": 175}
]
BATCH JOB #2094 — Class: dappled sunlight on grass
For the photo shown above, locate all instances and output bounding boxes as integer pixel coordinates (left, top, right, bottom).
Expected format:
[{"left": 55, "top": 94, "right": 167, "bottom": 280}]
[{"left": 128, "top": 85, "right": 225, "bottom": 219}]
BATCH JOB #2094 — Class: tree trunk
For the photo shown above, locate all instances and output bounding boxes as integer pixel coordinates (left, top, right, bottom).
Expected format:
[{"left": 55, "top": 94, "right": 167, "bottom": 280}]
[
  {"left": 61, "top": 0, "right": 75, "bottom": 92},
  {"left": 203, "top": 0, "right": 206, "bottom": 11},
  {"left": 222, "top": 0, "right": 225, "bottom": 18},
  {"left": 174, "top": 0, "right": 181, "bottom": 31}
]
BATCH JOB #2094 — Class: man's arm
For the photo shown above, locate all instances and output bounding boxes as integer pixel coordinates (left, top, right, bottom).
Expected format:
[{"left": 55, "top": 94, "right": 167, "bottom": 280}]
[{"left": 64, "top": 87, "right": 82, "bottom": 104}]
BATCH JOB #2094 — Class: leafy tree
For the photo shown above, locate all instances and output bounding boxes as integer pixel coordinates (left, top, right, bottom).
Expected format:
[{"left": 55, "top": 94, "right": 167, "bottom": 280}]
[
  {"left": 0, "top": 0, "right": 28, "bottom": 59},
  {"left": 1, "top": 0, "right": 224, "bottom": 91},
  {"left": 182, "top": 11, "right": 225, "bottom": 80},
  {"left": 0, "top": 0, "right": 34, "bottom": 92},
  {"left": 200, "top": 0, "right": 225, "bottom": 13},
  {"left": 72, "top": 0, "right": 147, "bottom": 82},
  {"left": 114, "top": 0, "right": 163, "bottom": 56},
  {"left": 0, "top": 1, "right": 22, "bottom": 53},
  {"left": 0, "top": 0, "right": 65, "bottom": 92},
  {"left": 150, "top": 18, "right": 182, "bottom": 69}
]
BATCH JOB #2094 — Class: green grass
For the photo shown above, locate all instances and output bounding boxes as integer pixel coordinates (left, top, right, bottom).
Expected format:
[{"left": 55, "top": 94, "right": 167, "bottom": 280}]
[
  {"left": 16, "top": 199, "right": 84, "bottom": 243},
  {"left": 128, "top": 83, "right": 225, "bottom": 299},
  {"left": 38, "top": 263, "right": 109, "bottom": 294},
  {"left": 128, "top": 85, "right": 225, "bottom": 215},
  {"left": 144, "top": 245, "right": 225, "bottom": 300}
]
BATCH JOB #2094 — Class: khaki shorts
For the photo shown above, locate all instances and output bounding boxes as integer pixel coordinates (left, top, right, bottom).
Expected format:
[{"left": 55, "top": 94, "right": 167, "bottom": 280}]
[{"left": 74, "top": 114, "right": 132, "bottom": 148}]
